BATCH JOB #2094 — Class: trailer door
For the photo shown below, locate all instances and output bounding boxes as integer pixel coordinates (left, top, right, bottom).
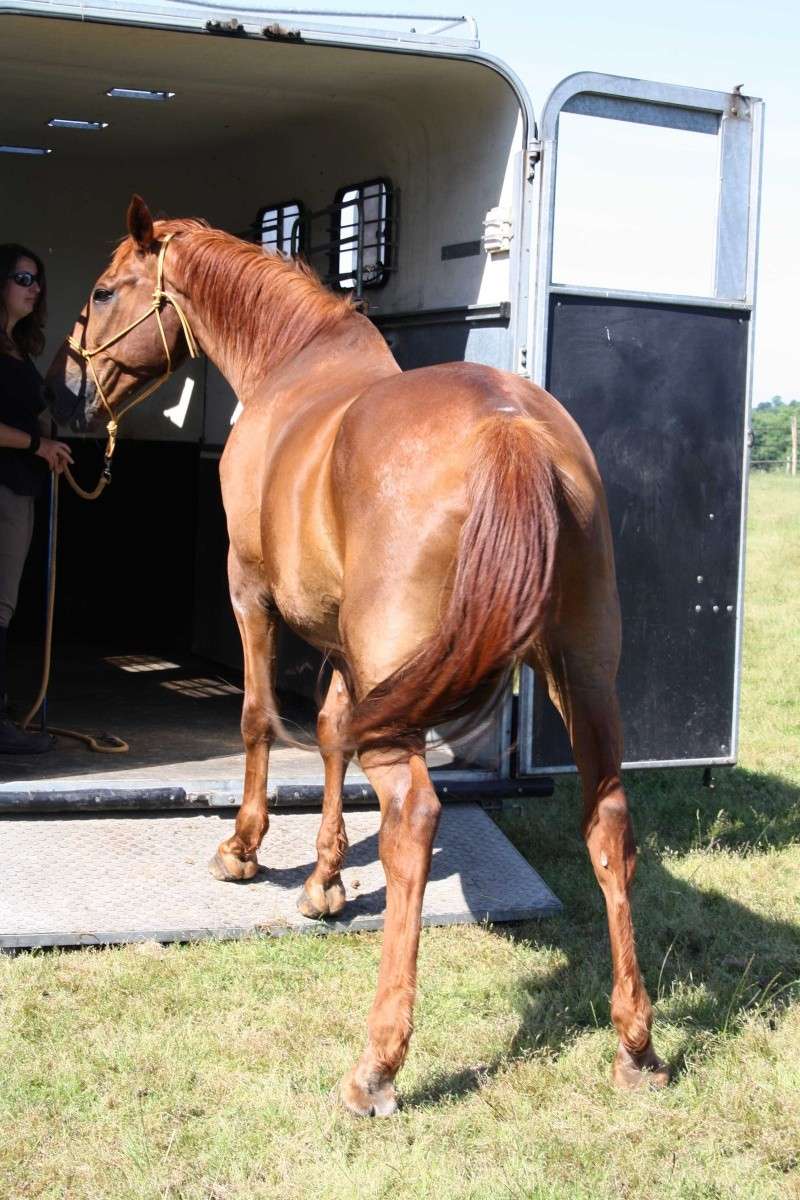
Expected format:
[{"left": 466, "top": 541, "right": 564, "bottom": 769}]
[{"left": 519, "top": 73, "right": 763, "bottom": 773}]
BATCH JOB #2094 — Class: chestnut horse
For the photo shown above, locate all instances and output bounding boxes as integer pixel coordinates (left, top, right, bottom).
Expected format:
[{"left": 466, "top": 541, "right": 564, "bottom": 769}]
[{"left": 47, "top": 196, "right": 667, "bottom": 1114}]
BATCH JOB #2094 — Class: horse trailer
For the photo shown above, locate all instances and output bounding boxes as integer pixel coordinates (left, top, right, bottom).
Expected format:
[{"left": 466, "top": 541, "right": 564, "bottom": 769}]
[{"left": 0, "top": 1, "right": 763, "bottom": 808}]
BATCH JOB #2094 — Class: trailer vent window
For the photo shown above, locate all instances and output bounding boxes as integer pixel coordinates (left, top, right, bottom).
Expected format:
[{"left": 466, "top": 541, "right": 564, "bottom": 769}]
[
  {"left": 106, "top": 88, "right": 175, "bottom": 102},
  {"left": 333, "top": 179, "right": 392, "bottom": 290},
  {"left": 0, "top": 144, "right": 52, "bottom": 156},
  {"left": 258, "top": 200, "right": 304, "bottom": 254},
  {"left": 48, "top": 119, "right": 109, "bottom": 131}
]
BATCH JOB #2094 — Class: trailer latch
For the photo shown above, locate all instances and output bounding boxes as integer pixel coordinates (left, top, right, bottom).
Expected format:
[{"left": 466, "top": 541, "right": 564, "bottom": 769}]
[{"left": 482, "top": 206, "right": 513, "bottom": 255}]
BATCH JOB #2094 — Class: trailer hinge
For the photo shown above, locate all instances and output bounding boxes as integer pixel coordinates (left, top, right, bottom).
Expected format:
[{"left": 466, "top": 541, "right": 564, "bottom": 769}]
[
  {"left": 205, "top": 18, "right": 246, "bottom": 37},
  {"left": 517, "top": 345, "right": 530, "bottom": 377},
  {"left": 728, "top": 83, "right": 750, "bottom": 120},
  {"left": 526, "top": 141, "right": 542, "bottom": 182}
]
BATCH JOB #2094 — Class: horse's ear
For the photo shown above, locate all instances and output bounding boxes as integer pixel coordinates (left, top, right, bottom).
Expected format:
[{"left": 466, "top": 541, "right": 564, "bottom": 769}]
[{"left": 127, "top": 194, "right": 155, "bottom": 252}]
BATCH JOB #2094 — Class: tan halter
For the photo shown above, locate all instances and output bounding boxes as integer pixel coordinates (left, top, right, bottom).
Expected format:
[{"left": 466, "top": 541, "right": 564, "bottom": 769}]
[{"left": 66, "top": 233, "right": 199, "bottom": 498}]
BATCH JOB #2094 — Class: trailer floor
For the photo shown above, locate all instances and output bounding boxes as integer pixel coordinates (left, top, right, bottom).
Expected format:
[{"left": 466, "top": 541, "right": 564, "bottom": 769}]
[
  {"left": 2, "top": 643, "right": 482, "bottom": 807},
  {"left": 0, "top": 804, "right": 561, "bottom": 950},
  {"left": 3, "top": 642, "right": 278, "bottom": 782}
]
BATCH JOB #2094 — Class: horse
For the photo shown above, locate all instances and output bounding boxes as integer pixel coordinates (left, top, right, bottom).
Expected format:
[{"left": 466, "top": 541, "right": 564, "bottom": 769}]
[{"left": 46, "top": 195, "right": 668, "bottom": 1115}]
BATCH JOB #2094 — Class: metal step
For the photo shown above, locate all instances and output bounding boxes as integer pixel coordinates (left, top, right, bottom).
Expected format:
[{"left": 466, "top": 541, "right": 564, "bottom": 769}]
[
  {"left": 0, "top": 744, "right": 554, "bottom": 813},
  {"left": 0, "top": 803, "right": 561, "bottom": 950}
]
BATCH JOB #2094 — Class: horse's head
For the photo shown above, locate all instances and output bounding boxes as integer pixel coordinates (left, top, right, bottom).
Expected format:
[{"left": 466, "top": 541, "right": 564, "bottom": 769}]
[{"left": 46, "top": 195, "right": 197, "bottom": 431}]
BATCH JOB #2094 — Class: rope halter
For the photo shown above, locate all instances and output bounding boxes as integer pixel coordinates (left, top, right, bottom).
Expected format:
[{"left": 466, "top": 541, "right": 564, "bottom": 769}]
[{"left": 66, "top": 233, "right": 199, "bottom": 488}]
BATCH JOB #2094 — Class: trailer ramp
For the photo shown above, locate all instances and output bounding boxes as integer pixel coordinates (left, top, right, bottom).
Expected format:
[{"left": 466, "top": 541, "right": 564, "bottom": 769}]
[{"left": 0, "top": 804, "right": 560, "bottom": 950}]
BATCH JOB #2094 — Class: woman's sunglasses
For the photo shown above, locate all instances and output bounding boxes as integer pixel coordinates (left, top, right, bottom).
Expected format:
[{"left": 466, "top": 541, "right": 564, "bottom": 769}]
[{"left": 7, "top": 271, "right": 41, "bottom": 288}]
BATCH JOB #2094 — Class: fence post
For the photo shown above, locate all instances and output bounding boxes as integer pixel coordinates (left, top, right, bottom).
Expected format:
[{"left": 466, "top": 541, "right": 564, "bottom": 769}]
[{"left": 792, "top": 412, "right": 798, "bottom": 477}]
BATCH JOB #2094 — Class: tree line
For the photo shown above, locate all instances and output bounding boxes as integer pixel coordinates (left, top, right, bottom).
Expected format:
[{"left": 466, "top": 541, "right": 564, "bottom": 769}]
[{"left": 751, "top": 397, "right": 799, "bottom": 469}]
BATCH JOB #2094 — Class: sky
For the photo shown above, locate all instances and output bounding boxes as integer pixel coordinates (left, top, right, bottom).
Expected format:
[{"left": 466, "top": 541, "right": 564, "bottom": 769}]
[{"left": 290, "top": 0, "right": 798, "bottom": 405}]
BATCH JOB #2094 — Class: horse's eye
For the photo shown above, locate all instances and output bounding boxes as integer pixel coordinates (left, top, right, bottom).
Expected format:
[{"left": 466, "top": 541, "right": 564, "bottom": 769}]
[{"left": 92, "top": 288, "right": 114, "bottom": 303}]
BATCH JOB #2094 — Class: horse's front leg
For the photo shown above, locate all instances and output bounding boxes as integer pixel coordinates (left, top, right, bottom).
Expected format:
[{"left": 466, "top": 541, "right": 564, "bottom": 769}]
[
  {"left": 340, "top": 746, "right": 441, "bottom": 1116},
  {"left": 209, "top": 566, "right": 277, "bottom": 883},
  {"left": 298, "top": 669, "right": 352, "bottom": 918}
]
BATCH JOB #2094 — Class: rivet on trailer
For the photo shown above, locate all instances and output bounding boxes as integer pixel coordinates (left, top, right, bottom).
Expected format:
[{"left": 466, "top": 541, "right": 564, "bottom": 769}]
[{"left": 0, "top": 1, "right": 762, "bottom": 815}]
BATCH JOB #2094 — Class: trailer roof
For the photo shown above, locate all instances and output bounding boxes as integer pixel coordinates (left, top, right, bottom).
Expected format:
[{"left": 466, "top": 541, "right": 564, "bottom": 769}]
[{"left": 1, "top": 10, "right": 511, "bottom": 160}]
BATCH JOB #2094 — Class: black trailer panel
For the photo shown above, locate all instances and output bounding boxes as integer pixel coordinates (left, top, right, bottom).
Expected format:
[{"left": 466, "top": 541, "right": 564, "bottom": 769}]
[{"left": 530, "top": 297, "right": 749, "bottom": 768}]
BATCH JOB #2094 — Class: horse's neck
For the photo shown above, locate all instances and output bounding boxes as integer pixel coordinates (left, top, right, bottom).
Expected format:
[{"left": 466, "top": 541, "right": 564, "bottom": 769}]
[
  {"left": 179, "top": 272, "right": 397, "bottom": 403},
  {"left": 183, "top": 304, "right": 256, "bottom": 402},
  {"left": 174, "top": 238, "right": 370, "bottom": 401}
]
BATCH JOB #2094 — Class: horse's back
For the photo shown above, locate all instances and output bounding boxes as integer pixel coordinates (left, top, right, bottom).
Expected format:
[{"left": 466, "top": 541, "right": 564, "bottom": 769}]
[{"left": 334, "top": 361, "right": 604, "bottom": 529}]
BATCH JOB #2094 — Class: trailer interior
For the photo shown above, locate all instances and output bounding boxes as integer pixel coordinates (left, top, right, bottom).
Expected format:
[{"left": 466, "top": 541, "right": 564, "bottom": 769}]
[{"left": 1, "top": 11, "right": 524, "bottom": 789}]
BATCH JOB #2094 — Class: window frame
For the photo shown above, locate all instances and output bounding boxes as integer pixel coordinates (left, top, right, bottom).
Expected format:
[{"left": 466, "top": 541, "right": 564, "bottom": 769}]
[
  {"left": 330, "top": 177, "right": 393, "bottom": 292},
  {"left": 255, "top": 198, "right": 305, "bottom": 255}
]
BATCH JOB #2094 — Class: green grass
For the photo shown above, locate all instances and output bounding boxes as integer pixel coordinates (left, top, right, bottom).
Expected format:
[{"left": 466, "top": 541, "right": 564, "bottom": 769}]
[{"left": 2, "top": 474, "right": 799, "bottom": 1200}]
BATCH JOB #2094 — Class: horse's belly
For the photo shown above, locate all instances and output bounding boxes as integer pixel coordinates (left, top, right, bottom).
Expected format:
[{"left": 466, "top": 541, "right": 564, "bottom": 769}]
[
  {"left": 272, "top": 569, "right": 342, "bottom": 651},
  {"left": 261, "top": 438, "right": 345, "bottom": 649},
  {"left": 263, "top": 499, "right": 343, "bottom": 648}
]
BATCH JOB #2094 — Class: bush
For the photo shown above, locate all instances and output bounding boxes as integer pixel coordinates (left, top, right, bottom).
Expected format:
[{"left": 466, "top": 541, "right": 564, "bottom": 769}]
[{"left": 751, "top": 396, "right": 799, "bottom": 470}]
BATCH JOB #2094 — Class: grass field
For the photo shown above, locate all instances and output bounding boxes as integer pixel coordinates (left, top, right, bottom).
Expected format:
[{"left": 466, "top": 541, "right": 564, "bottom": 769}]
[{"left": 2, "top": 473, "right": 798, "bottom": 1200}]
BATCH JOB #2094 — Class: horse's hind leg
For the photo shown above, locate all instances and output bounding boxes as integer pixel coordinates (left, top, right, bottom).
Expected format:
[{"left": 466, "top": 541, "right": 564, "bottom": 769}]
[
  {"left": 340, "top": 743, "right": 441, "bottom": 1117},
  {"left": 209, "top": 559, "right": 276, "bottom": 883},
  {"left": 297, "top": 669, "right": 352, "bottom": 919},
  {"left": 529, "top": 617, "right": 668, "bottom": 1089}
]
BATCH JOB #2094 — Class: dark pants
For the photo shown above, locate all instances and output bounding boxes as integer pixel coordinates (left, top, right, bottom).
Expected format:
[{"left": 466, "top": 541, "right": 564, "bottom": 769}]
[
  {"left": 0, "top": 484, "right": 36, "bottom": 710},
  {"left": 0, "top": 483, "right": 35, "bottom": 629}
]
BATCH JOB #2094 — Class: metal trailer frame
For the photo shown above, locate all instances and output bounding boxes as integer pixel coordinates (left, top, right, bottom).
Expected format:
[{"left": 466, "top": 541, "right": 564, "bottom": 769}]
[{"left": 0, "top": 4, "right": 764, "bottom": 805}]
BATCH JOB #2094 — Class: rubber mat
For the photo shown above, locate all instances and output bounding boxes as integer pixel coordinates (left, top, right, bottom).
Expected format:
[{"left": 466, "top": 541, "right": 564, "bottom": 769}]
[{"left": 0, "top": 804, "right": 561, "bottom": 949}]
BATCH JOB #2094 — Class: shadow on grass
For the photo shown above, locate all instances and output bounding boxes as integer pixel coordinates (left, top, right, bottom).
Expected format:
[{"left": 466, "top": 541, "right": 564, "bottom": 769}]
[{"left": 405, "top": 764, "right": 800, "bottom": 1109}]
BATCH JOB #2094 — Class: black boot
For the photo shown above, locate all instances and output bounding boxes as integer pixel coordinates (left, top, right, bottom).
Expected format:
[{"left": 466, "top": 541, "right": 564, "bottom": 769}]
[{"left": 0, "top": 626, "right": 54, "bottom": 754}]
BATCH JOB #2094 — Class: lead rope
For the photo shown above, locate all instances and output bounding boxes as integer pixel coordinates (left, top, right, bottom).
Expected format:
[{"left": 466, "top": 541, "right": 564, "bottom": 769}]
[
  {"left": 62, "top": 427, "right": 115, "bottom": 501},
  {"left": 21, "top": 234, "right": 199, "bottom": 750},
  {"left": 20, "top": 473, "right": 128, "bottom": 750}
]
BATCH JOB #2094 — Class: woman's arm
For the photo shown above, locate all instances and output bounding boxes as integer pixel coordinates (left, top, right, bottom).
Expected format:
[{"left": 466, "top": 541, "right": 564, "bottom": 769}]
[
  {"left": 0, "top": 420, "right": 34, "bottom": 450},
  {"left": 0, "top": 420, "right": 74, "bottom": 472}
]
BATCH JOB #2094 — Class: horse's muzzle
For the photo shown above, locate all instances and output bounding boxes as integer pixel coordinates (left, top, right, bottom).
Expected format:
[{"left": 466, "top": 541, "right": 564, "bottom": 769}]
[
  {"left": 44, "top": 379, "right": 79, "bottom": 425},
  {"left": 44, "top": 347, "right": 96, "bottom": 430}
]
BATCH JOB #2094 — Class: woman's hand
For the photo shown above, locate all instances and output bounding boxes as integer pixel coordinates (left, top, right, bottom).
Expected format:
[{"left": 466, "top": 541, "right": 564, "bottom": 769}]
[{"left": 36, "top": 437, "right": 74, "bottom": 474}]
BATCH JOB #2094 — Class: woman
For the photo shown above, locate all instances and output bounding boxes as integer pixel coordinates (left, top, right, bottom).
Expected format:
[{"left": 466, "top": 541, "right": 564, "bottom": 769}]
[{"left": 0, "top": 243, "right": 73, "bottom": 752}]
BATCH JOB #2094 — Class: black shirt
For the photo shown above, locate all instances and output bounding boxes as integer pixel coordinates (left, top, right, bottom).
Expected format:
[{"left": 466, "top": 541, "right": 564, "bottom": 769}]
[{"left": 0, "top": 353, "right": 50, "bottom": 497}]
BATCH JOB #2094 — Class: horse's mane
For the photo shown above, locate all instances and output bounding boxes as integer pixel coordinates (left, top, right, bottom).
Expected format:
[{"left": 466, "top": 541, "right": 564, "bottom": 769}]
[{"left": 113, "top": 217, "right": 354, "bottom": 377}]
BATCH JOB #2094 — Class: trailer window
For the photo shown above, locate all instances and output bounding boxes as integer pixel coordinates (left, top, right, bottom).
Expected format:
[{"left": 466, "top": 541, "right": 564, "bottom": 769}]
[
  {"left": 258, "top": 200, "right": 304, "bottom": 254},
  {"left": 552, "top": 114, "right": 718, "bottom": 297},
  {"left": 332, "top": 179, "right": 392, "bottom": 290}
]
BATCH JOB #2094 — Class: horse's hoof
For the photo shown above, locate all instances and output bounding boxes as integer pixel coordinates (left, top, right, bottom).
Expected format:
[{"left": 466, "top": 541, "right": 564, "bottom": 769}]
[
  {"left": 297, "top": 877, "right": 347, "bottom": 919},
  {"left": 612, "top": 1041, "right": 670, "bottom": 1090},
  {"left": 208, "top": 849, "right": 259, "bottom": 882},
  {"left": 338, "top": 1068, "right": 398, "bottom": 1118}
]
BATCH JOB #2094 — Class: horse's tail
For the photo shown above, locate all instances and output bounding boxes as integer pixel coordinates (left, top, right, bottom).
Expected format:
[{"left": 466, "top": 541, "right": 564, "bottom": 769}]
[{"left": 348, "top": 413, "right": 559, "bottom": 753}]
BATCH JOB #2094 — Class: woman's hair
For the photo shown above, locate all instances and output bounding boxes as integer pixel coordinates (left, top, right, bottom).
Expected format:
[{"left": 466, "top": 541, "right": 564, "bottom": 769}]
[{"left": 0, "top": 243, "right": 47, "bottom": 357}]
